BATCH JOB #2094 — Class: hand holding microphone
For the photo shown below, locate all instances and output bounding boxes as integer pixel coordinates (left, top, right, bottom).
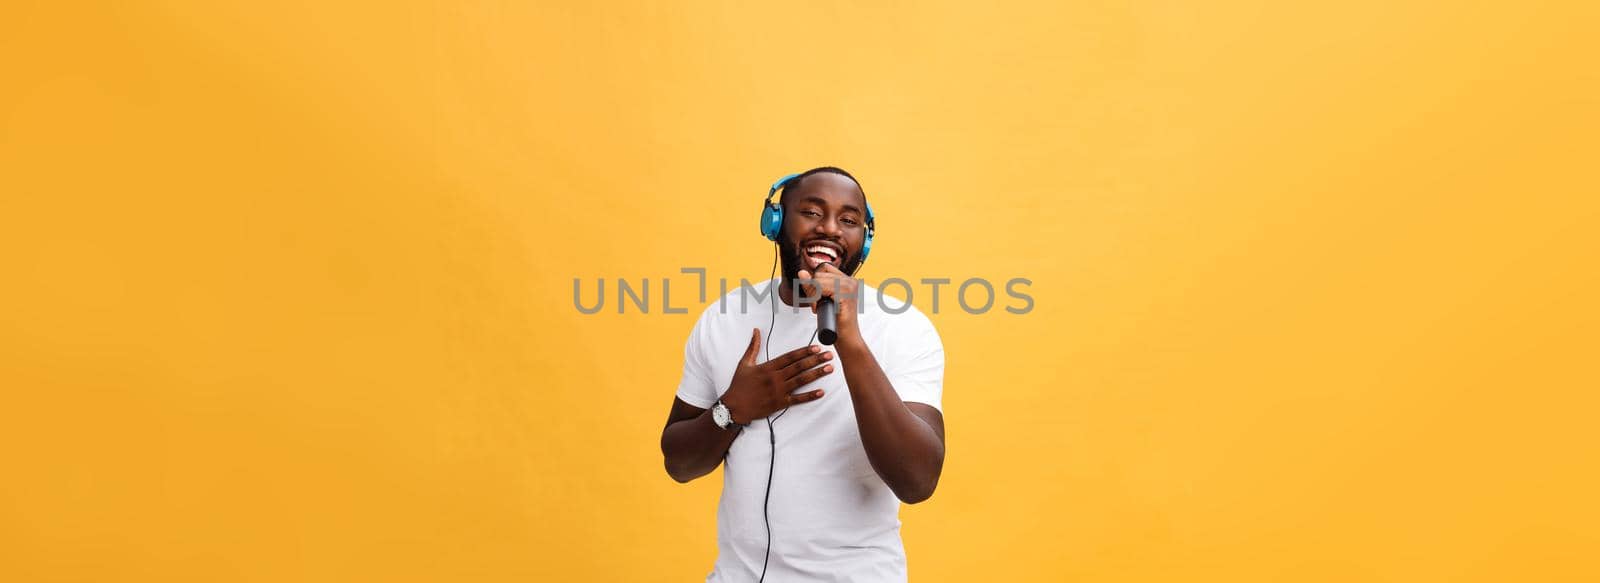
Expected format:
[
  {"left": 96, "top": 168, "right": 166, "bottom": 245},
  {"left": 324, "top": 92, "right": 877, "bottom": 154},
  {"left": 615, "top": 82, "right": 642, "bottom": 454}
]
[{"left": 797, "top": 262, "right": 857, "bottom": 345}]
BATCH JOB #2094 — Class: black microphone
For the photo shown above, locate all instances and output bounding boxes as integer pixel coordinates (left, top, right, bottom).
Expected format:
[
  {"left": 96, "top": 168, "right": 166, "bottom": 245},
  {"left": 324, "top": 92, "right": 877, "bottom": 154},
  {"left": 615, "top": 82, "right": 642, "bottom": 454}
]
[
  {"left": 815, "top": 262, "right": 839, "bottom": 345},
  {"left": 817, "top": 298, "right": 839, "bottom": 345}
]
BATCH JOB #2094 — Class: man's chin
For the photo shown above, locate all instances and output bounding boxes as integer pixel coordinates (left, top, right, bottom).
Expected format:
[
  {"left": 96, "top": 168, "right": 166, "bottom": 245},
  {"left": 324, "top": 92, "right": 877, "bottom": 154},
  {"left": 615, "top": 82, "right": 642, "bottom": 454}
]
[
  {"left": 781, "top": 261, "right": 803, "bottom": 283},
  {"left": 784, "top": 255, "right": 833, "bottom": 278}
]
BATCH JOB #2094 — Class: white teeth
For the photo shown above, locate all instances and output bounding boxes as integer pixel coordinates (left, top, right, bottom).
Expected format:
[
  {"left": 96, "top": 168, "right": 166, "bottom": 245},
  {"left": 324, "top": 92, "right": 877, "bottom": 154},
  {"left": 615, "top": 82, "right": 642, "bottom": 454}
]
[{"left": 806, "top": 245, "right": 839, "bottom": 259}]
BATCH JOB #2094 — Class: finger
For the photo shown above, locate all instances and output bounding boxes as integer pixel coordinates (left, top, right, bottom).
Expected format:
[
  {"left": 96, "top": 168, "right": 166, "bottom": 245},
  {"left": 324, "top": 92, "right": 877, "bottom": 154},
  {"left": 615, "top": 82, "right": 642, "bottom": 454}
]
[
  {"left": 764, "top": 343, "right": 821, "bottom": 369},
  {"left": 809, "top": 278, "right": 833, "bottom": 312},
  {"left": 787, "top": 388, "right": 826, "bottom": 406},
  {"left": 743, "top": 327, "right": 762, "bottom": 365},
  {"left": 784, "top": 363, "right": 835, "bottom": 391},
  {"left": 811, "top": 272, "right": 837, "bottom": 298},
  {"left": 780, "top": 350, "right": 833, "bottom": 376},
  {"left": 796, "top": 270, "right": 819, "bottom": 298}
]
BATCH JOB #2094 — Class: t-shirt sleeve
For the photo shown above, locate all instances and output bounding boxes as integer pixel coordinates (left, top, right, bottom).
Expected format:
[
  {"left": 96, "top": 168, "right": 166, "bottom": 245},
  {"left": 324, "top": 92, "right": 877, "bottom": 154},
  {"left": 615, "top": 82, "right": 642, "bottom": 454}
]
[
  {"left": 885, "top": 312, "right": 945, "bottom": 412},
  {"left": 674, "top": 312, "right": 718, "bottom": 409}
]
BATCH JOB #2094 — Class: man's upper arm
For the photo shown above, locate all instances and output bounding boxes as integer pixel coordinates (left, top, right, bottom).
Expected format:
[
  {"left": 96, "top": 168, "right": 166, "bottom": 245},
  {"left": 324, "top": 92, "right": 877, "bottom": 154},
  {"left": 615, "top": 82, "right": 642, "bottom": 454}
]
[
  {"left": 887, "top": 311, "right": 945, "bottom": 413},
  {"left": 675, "top": 311, "right": 718, "bottom": 409}
]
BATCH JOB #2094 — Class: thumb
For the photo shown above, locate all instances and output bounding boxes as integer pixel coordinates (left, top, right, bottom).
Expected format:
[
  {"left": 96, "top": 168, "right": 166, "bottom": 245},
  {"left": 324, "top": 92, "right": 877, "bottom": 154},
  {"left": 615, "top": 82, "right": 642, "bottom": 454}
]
[{"left": 743, "top": 327, "right": 762, "bottom": 364}]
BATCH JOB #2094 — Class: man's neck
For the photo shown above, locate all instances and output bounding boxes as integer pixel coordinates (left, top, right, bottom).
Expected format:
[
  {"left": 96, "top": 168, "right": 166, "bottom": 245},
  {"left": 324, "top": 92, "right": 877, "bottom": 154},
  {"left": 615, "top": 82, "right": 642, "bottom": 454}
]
[{"left": 777, "top": 276, "right": 808, "bottom": 308}]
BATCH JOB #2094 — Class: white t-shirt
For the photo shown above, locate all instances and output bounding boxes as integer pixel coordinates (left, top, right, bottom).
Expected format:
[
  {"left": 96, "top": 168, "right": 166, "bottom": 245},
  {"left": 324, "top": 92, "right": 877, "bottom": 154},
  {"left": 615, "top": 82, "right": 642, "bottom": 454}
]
[{"left": 675, "top": 279, "right": 945, "bottom": 583}]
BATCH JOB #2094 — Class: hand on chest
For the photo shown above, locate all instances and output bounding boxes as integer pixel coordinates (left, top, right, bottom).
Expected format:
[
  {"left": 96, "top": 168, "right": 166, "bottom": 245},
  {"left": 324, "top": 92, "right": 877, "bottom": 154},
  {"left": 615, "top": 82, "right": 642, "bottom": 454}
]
[{"left": 714, "top": 342, "right": 849, "bottom": 403}]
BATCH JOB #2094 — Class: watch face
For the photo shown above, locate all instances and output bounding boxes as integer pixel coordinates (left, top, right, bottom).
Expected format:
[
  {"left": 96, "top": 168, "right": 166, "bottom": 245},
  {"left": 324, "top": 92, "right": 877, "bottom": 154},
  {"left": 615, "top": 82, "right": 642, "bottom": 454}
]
[{"left": 713, "top": 403, "right": 731, "bottom": 428}]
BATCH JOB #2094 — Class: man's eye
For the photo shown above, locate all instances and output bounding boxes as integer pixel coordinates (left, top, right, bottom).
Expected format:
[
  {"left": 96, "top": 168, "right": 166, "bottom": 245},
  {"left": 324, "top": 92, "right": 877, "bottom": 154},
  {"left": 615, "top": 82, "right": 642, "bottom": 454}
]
[
  {"left": 801, "top": 210, "right": 822, "bottom": 217},
  {"left": 841, "top": 217, "right": 858, "bottom": 226}
]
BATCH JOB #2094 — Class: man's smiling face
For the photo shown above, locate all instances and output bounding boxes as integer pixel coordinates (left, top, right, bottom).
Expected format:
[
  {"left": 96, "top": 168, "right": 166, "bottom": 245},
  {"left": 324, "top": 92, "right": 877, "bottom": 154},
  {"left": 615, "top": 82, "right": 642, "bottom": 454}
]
[{"left": 777, "top": 171, "right": 870, "bottom": 282}]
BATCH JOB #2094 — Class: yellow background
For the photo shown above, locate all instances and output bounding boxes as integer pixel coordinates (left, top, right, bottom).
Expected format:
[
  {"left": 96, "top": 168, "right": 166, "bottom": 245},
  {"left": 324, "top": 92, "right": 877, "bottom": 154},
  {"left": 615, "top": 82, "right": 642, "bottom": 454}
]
[{"left": 3, "top": 1, "right": 1597, "bottom": 581}]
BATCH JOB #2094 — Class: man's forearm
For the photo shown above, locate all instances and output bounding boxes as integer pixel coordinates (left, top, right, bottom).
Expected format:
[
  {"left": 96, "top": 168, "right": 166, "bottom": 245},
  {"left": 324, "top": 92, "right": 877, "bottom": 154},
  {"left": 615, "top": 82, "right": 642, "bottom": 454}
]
[
  {"left": 660, "top": 408, "right": 740, "bottom": 483},
  {"left": 835, "top": 330, "right": 945, "bottom": 503}
]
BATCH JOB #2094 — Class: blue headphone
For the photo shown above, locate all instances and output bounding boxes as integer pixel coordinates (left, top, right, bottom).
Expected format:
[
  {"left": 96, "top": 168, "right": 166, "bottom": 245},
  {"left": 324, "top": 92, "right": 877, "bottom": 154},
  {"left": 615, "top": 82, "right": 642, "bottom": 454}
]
[{"left": 760, "top": 172, "right": 876, "bottom": 268}]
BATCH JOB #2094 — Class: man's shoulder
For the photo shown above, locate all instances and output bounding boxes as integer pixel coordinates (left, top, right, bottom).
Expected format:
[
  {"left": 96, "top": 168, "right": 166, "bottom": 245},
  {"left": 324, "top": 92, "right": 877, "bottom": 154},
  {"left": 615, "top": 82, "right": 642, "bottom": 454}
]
[
  {"left": 860, "top": 282, "right": 938, "bottom": 331},
  {"left": 687, "top": 278, "right": 778, "bottom": 326}
]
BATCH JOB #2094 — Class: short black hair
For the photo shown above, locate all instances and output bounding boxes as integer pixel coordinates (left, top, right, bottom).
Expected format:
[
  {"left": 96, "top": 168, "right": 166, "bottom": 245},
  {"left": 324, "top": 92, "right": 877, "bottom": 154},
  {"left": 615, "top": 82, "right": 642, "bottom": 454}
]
[{"left": 779, "top": 166, "right": 866, "bottom": 206}]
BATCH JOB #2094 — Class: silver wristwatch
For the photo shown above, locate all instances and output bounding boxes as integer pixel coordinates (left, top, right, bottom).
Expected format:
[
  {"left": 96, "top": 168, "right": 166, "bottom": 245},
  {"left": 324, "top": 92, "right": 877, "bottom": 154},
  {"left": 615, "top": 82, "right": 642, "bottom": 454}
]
[{"left": 711, "top": 399, "right": 744, "bottom": 430}]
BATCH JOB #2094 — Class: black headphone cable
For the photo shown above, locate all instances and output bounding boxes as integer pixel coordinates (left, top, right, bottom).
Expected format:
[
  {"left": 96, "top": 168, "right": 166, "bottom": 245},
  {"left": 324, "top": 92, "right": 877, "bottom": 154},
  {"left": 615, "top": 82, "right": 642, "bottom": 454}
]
[{"left": 758, "top": 239, "right": 819, "bottom": 582}]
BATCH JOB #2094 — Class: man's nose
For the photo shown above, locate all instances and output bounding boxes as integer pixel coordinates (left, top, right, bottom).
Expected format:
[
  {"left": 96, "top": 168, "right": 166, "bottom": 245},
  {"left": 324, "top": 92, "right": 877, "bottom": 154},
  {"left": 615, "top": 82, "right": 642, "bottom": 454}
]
[{"left": 813, "top": 215, "right": 843, "bottom": 237}]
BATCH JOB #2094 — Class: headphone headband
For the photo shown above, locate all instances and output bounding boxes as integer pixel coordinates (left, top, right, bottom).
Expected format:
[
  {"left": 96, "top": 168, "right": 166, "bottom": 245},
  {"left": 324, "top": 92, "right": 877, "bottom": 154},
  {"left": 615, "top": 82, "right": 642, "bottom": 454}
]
[{"left": 767, "top": 173, "right": 803, "bottom": 204}]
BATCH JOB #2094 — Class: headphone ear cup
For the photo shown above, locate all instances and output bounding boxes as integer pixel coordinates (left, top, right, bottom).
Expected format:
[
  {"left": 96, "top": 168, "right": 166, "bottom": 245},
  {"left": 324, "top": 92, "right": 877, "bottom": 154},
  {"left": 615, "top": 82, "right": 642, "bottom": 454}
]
[
  {"left": 859, "top": 229, "right": 873, "bottom": 264},
  {"left": 759, "top": 202, "right": 783, "bottom": 241},
  {"left": 857, "top": 203, "right": 875, "bottom": 266}
]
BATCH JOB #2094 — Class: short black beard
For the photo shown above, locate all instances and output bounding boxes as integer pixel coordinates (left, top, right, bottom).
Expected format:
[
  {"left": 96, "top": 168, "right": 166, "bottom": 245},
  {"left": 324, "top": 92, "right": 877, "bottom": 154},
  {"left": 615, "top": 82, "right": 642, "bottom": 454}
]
[{"left": 777, "top": 236, "right": 805, "bottom": 283}]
